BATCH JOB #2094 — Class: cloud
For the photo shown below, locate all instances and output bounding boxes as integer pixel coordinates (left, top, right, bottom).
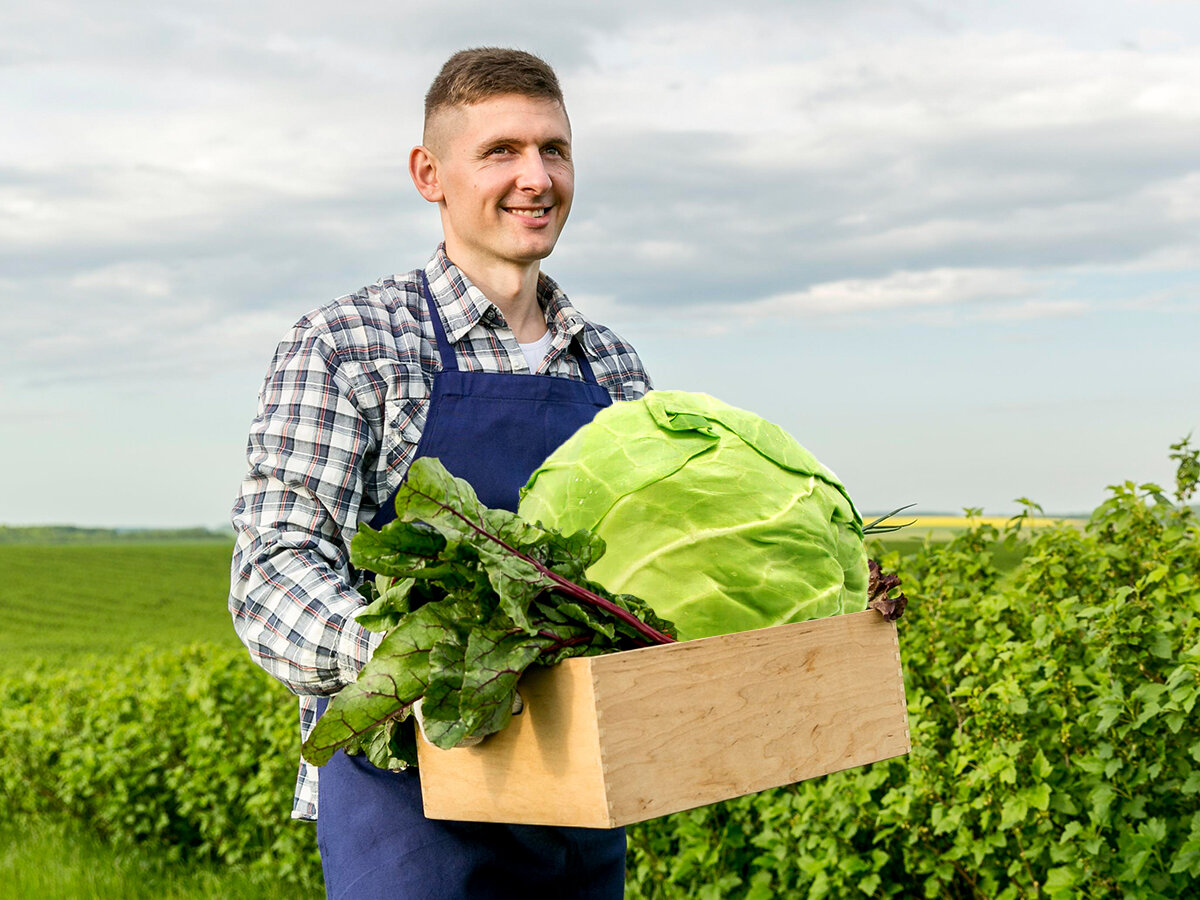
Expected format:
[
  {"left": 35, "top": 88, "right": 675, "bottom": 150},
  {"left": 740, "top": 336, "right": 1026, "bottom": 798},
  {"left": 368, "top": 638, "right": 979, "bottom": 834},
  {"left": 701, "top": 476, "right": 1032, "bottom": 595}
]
[
  {"left": 570, "top": 265, "right": 1093, "bottom": 337},
  {"left": 69, "top": 262, "right": 173, "bottom": 298},
  {"left": 553, "top": 24, "right": 1200, "bottom": 304},
  {"left": 746, "top": 268, "right": 1036, "bottom": 316},
  {"left": 4, "top": 1, "right": 1200, "bottom": 526},
  {"left": 971, "top": 299, "right": 1089, "bottom": 322},
  {"left": 4, "top": 2, "right": 1200, "bottom": 373}
]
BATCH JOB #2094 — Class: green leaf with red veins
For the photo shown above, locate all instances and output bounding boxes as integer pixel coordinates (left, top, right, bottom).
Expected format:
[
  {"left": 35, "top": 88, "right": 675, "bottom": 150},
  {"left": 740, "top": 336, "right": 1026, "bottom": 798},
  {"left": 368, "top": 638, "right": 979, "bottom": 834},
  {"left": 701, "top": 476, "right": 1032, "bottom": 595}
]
[
  {"left": 418, "top": 630, "right": 473, "bottom": 748},
  {"left": 350, "top": 520, "right": 447, "bottom": 577},
  {"left": 536, "top": 526, "right": 606, "bottom": 581},
  {"left": 544, "top": 596, "right": 617, "bottom": 640},
  {"left": 355, "top": 716, "right": 418, "bottom": 771},
  {"left": 354, "top": 577, "right": 416, "bottom": 633},
  {"left": 301, "top": 600, "right": 459, "bottom": 766},
  {"left": 456, "top": 626, "right": 553, "bottom": 741},
  {"left": 392, "top": 457, "right": 674, "bottom": 646},
  {"left": 307, "top": 457, "right": 676, "bottom": 771}
]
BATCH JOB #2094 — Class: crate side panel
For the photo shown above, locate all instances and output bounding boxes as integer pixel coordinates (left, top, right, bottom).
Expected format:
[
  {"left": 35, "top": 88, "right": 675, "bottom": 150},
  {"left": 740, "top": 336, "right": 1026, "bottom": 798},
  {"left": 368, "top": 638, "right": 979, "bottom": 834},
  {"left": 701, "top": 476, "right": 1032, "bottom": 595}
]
[
  {"left": 591, "top": 611, "right": 909, "bottom": 825},
  {"left": 418, "top": 657, "right": 614, "bottom": 827}
]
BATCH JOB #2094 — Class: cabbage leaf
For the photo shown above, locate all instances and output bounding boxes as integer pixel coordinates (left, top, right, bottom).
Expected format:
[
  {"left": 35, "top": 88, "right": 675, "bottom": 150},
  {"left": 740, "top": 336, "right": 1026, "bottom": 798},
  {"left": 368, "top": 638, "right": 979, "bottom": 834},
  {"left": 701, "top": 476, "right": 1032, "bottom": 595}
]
[{"left": 518, "top": 391, "right": 869, "bottom": 640}]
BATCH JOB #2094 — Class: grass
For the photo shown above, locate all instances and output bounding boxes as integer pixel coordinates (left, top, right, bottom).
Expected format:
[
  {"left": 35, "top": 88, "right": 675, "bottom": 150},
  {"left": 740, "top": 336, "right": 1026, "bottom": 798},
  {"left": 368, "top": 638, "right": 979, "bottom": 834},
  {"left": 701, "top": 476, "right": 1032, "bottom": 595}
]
[
  {"left": 0, "top": 541, "right": 239, "bottom": 672},
  {"left": 0, "top": 815, "right": 292, "bottom": 900}
]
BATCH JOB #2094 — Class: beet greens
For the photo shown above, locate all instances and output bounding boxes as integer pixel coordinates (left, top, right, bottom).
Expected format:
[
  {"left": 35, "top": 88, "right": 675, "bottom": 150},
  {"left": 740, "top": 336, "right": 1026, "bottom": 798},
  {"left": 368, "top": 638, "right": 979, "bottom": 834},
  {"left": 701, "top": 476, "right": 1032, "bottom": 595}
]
[{"left": 301, "top": 457, "right": 676, "bottom": 772}]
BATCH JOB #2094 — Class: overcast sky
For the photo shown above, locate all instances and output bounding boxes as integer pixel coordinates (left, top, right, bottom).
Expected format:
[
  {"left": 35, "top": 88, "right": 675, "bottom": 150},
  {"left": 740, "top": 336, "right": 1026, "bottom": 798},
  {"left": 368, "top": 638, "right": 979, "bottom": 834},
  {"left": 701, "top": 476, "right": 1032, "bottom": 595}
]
[{"left": 3, "top": 0, "right": 1197, "bottom": 528}]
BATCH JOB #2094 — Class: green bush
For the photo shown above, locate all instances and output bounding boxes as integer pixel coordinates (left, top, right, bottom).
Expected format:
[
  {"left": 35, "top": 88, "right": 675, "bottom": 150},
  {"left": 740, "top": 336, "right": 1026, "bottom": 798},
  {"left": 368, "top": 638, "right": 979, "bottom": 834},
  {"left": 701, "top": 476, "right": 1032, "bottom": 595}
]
[
  {"left": 0, "top": 645, "right": 322, "bottom": 891},
  {"left": 626, "top": 441, "right": 1200, "bottom": 898}
]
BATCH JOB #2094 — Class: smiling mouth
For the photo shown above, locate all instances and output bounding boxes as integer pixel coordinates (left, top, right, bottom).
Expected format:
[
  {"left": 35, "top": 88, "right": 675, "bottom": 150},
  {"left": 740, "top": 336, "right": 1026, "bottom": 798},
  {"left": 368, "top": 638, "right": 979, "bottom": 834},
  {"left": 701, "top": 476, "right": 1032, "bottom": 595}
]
[{"left": 505, "top": 207, "right": 549, "bottom": 218}]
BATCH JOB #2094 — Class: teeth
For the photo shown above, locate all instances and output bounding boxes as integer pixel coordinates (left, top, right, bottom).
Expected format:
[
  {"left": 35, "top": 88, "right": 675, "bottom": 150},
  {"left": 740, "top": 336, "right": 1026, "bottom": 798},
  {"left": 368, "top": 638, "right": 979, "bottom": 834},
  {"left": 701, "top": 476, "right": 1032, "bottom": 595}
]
[{"left": 508, "top": 208, "right": 547, "bottom": 218}]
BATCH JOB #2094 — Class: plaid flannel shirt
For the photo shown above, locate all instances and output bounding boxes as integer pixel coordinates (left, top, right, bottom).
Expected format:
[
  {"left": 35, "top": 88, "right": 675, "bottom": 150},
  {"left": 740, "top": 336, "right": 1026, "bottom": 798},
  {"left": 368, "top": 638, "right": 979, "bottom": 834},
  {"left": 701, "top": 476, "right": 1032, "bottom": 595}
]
[{"left": 229, "top": 246, "right": 651, "bottom": 819}]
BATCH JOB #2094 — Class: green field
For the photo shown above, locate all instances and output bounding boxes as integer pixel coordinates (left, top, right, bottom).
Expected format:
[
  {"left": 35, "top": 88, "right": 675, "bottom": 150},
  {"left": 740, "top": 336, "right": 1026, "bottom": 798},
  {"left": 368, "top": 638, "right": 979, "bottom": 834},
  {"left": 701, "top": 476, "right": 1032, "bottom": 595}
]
[
  {"left": 0, "top": 529, "right": 950, "bottom": 674},
  {"left": 0, "top": 530, "right": 948, "bottom": 673},
  {"left": 1, "top": 541, "right": 239, "bottom": 672}
]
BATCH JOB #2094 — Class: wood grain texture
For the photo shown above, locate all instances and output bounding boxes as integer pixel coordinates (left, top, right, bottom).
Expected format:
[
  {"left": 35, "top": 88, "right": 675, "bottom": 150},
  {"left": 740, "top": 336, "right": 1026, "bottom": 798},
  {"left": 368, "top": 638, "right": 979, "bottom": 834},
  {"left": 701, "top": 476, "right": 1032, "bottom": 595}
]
[
  {"left": 416, "top": 652, "right": 612, "bottom": 826},
  {"left": 418, "top": 610, "right": 910, "bottom": 827},
  {"left": 592, "top": 609, "right": 910, "bottom": 824}
]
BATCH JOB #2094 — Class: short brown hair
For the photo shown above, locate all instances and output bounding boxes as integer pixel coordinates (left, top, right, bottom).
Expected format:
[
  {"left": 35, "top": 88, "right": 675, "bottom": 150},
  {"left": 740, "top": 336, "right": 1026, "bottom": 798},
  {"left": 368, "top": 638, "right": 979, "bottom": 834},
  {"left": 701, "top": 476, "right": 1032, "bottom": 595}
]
[{"left": 424, "top": 47, "right": 565, "bottom": 129}]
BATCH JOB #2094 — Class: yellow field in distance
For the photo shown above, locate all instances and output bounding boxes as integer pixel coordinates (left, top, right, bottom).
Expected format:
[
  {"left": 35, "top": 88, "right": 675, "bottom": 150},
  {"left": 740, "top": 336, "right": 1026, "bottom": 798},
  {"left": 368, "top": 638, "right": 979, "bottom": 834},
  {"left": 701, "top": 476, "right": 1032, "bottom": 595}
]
[{"left": 900, "top": 514, "right": 1071, "bottom": 528}]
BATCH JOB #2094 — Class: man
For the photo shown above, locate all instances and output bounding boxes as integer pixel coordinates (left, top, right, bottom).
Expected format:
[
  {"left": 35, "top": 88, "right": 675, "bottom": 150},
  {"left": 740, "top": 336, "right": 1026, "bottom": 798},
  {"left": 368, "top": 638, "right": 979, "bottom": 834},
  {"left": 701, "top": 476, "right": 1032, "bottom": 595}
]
[{"left": 229, "top": 47, "right": 650, "bottom": 899}]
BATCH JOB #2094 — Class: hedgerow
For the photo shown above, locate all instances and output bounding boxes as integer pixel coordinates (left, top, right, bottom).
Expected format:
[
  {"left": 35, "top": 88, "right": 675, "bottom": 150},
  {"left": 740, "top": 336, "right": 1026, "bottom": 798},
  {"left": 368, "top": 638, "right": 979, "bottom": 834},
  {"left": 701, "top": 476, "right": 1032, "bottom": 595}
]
[
  {"left": 626, "top": 438, "right": 1200, "bottom": 899},
  {"left": 0, "top": 644, "right": 323, "bottom": 892},
  {"left": 1, "top": 440, "right": 1196, "bottom": 898}
]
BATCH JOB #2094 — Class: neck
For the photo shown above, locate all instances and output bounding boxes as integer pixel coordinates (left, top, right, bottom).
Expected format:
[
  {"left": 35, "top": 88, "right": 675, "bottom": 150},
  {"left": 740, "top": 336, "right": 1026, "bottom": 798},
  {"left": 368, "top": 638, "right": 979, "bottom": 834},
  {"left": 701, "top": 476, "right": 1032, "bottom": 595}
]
[{"left": 444, "top": 245, "right": 548, "bottom": 342}]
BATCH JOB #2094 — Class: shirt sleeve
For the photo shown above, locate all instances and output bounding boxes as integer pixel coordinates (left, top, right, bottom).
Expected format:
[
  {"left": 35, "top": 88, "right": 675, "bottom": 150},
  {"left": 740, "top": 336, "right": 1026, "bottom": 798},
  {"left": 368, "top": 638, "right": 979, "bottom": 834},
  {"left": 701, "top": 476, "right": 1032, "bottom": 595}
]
[{"left": 229, "top": 321, "right": 383, "bottom": 696}]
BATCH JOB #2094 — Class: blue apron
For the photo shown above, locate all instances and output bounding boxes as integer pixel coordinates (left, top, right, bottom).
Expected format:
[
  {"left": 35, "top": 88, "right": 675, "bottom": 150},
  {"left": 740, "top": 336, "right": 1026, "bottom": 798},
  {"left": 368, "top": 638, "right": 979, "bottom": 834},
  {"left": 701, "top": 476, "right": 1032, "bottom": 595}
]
[{"left": 316, "top": 272, "right": 625, "bottom": 900}]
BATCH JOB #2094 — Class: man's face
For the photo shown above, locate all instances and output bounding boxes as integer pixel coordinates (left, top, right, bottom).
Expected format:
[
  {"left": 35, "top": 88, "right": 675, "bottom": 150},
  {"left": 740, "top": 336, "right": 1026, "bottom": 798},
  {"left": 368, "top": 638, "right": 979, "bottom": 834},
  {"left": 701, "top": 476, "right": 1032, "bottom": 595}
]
[{"left": 420, "top": 94, "right": 574, "bottom": 275}]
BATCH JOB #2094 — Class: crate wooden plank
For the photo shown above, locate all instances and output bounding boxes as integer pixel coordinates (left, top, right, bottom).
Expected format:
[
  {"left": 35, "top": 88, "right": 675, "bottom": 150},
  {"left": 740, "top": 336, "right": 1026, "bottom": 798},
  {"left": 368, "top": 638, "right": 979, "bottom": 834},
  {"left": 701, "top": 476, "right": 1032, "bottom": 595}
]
[
  {"left": 592, "top": 609, "right": 910, "bottom": 825},
  {"left": 417, "top": 609, "right": 909, "bottom": 828},
  {"left": 418, "top": 654, "right": 612, "bottom": 827}
]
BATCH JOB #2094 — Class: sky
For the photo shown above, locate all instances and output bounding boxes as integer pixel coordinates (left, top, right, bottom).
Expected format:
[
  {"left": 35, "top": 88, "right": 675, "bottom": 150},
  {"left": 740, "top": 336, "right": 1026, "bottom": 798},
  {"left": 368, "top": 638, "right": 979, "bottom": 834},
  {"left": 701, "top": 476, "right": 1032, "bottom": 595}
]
[{"left": 2, "top": 0, "right": 1197, "bottom": 528}]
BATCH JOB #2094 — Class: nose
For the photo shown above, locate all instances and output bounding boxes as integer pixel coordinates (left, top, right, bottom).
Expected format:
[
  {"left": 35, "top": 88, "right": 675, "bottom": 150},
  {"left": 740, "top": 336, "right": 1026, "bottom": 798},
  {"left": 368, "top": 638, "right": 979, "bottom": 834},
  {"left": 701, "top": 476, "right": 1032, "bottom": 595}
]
[{"left": 515, "top": 149, "right": 552, "bottom": 193}]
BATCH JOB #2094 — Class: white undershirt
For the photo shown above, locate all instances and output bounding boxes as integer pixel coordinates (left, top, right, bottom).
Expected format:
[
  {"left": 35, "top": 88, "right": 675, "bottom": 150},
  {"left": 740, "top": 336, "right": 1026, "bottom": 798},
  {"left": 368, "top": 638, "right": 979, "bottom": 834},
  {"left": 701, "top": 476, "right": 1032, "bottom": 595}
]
[{"left": 518, "top": 330, "right": 555, "bottom": 373}]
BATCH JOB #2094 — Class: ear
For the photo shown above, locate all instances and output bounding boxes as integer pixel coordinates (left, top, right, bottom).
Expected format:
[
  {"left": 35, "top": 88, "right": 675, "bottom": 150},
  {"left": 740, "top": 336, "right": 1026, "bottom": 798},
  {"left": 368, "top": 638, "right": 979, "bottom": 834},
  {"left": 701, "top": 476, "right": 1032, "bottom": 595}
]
[{"left": 409, "top": 145, "right": 444, "bottom": 203}]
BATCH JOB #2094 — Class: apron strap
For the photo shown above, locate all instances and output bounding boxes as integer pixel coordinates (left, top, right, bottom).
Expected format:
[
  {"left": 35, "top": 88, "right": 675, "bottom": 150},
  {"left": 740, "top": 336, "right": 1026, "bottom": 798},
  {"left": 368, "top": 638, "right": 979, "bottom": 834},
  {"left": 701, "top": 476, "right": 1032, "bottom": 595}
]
[
  {"left": 420, "top": 270, "right": 459, "bottom": 373},
  {"left": 420, "top": 269, "right": 602, "bottom": 385},
  {"left": 573, "top": 342, "right": 600, "bottom": 383}
]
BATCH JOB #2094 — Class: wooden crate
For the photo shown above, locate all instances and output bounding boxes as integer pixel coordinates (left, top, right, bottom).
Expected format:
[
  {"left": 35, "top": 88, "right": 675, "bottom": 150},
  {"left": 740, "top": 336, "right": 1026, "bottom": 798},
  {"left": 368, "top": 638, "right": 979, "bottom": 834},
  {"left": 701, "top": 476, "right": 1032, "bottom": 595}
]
[{"left": 417, "top": 609, "right": 910, "bottom": 828}]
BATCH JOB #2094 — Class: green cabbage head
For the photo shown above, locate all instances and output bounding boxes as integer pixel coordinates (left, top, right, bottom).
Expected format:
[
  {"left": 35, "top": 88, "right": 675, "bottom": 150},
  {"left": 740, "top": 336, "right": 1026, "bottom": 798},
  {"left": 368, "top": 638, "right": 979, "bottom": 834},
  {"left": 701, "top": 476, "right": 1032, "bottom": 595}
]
[{"left": 517, "top": 390, "right": 869, "bottom": 641}]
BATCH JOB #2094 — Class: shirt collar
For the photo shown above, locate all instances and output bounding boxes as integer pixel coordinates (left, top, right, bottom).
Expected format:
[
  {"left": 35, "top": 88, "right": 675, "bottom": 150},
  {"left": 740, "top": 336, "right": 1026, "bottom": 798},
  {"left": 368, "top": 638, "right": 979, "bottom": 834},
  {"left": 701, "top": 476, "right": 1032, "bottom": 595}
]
[{"left": 420, "top": 245, "right": 587, "bottom": 345}]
